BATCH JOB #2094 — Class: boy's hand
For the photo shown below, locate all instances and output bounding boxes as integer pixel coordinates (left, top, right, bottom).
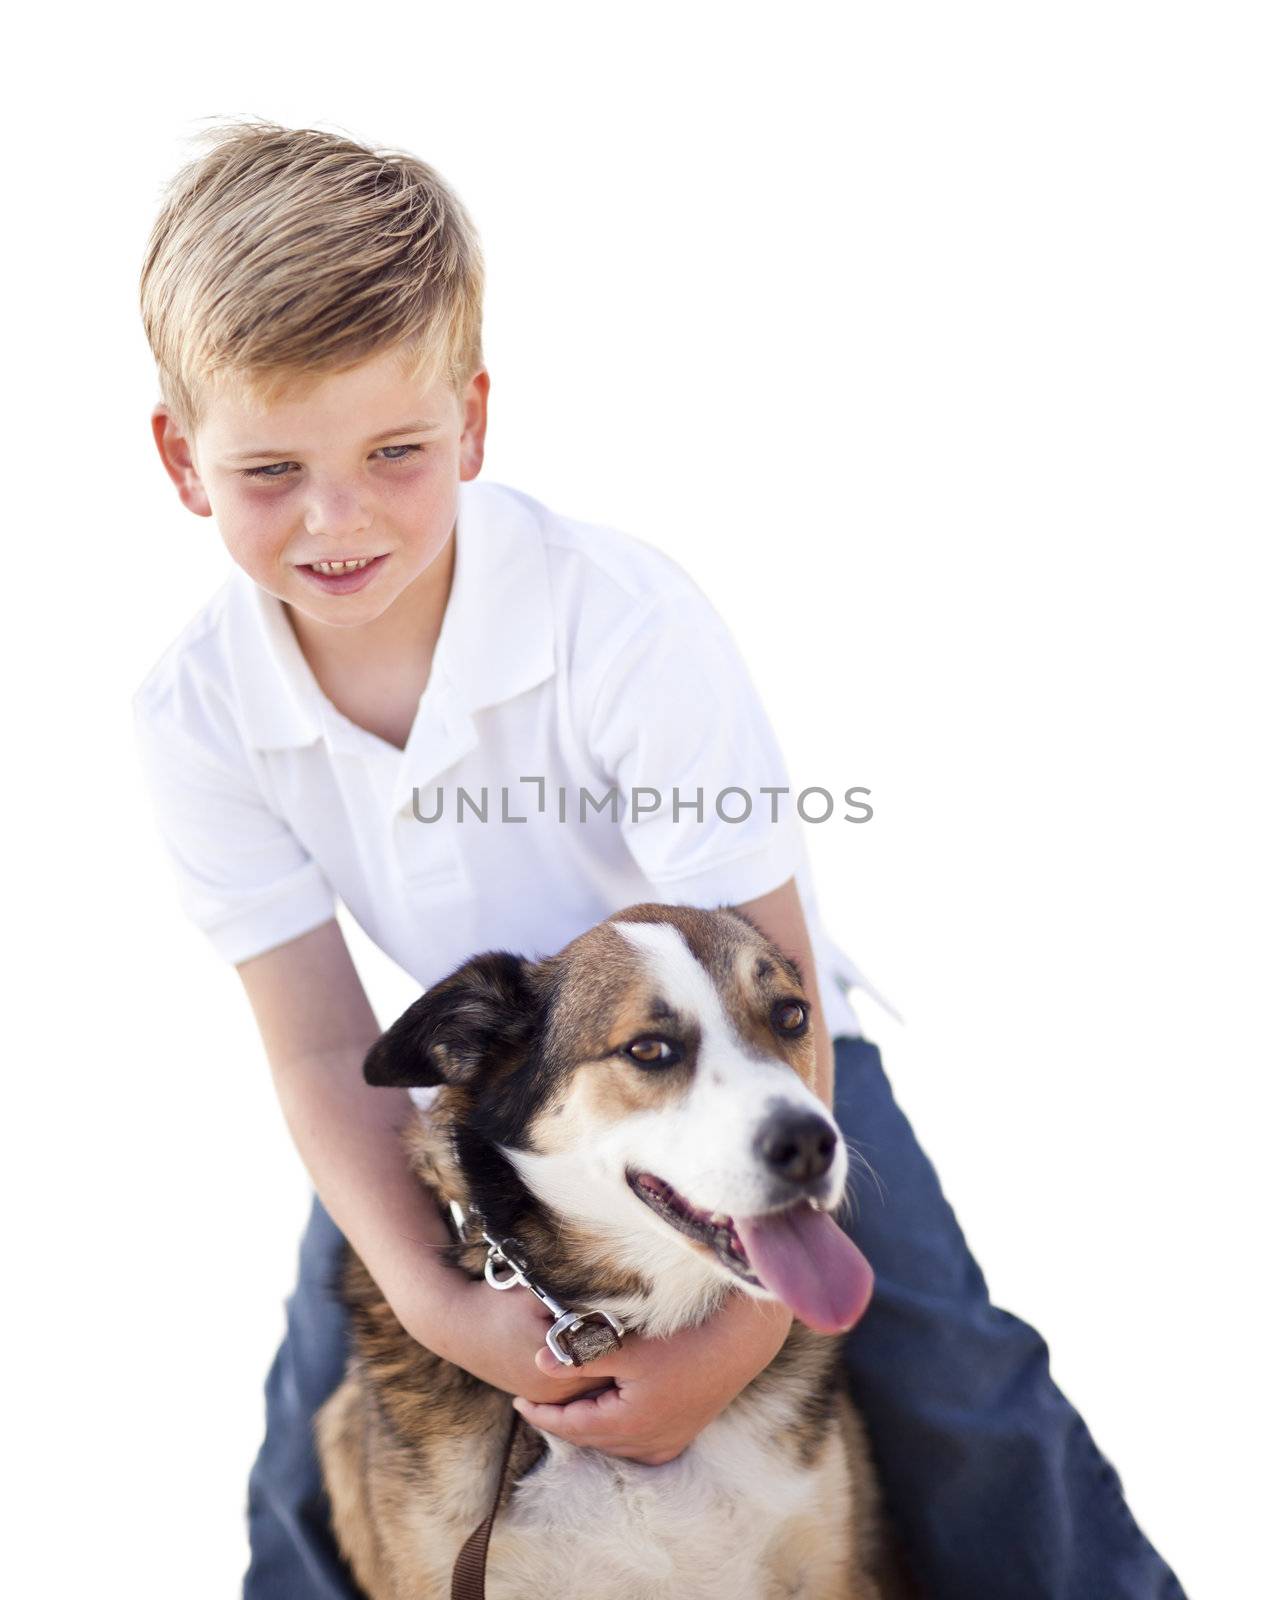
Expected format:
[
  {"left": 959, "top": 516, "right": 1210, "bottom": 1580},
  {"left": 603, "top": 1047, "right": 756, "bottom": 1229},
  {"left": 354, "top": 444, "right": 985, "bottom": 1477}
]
[
  {"left": 511, "top": 1291, "right": 796, "bottom": 1466},
  {"left": 431, "top": 1276, "right": 623, "bottom": 1407}
]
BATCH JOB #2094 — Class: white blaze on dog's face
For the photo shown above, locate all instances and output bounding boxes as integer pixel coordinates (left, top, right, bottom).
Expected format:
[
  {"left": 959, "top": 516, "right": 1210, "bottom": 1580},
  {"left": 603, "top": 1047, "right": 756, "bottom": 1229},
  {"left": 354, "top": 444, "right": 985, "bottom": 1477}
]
[{"left": 504, "top": 906, "right": 873, "bottom": 1334}]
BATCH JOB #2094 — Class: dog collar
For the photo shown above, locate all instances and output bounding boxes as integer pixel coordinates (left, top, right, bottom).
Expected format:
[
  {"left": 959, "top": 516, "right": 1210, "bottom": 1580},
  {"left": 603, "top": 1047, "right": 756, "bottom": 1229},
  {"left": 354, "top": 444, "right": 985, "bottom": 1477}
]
[{"left": 446, "top": 1198, "right": 625, "bottom": 1367}]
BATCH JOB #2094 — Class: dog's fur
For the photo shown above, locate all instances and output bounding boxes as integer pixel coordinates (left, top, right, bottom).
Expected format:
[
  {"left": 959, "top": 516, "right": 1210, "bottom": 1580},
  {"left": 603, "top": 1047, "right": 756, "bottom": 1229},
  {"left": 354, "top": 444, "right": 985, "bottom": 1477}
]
[{"left": 316, "top": 904, "right": 897, "bottom": 1599}]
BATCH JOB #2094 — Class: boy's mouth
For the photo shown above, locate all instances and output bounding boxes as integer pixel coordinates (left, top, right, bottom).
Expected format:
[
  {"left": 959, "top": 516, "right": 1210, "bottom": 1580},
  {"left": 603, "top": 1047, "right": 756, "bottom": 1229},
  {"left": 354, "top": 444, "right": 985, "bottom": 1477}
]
[{"left": 295, "top": 552, "right": 390, "bottom": 594}]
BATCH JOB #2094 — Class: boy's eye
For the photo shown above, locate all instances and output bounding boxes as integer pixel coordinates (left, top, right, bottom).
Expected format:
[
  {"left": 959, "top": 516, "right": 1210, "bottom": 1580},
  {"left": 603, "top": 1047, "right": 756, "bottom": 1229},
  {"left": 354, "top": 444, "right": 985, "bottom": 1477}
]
[{"left": 240, "top": 443, "right": 425, "bottom": 481}]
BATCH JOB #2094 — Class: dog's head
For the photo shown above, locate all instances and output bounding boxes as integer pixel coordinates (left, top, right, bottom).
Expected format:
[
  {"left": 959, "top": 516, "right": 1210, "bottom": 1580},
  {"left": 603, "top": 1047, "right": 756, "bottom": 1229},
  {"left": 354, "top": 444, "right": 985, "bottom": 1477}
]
[{"left": 364, "top": 904, "right": 873, "bottom": 1335}]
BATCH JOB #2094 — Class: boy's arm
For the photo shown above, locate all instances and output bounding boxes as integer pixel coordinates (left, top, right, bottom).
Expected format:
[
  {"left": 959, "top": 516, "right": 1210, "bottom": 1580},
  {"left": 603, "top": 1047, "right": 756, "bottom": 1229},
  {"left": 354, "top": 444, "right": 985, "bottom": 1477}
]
[
  {"left": 131, "top": 688, "right": 608, "bottom": 1394},
  {"left": 235, "top": 916, "right": 467, "bottom": 1354}
]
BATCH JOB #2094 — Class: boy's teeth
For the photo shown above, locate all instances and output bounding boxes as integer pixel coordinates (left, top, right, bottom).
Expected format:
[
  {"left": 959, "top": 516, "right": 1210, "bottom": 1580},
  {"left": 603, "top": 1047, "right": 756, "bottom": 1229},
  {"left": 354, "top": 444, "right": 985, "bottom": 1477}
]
[{"left": 311, "top": 557, "right": 374, "bottom": 574}]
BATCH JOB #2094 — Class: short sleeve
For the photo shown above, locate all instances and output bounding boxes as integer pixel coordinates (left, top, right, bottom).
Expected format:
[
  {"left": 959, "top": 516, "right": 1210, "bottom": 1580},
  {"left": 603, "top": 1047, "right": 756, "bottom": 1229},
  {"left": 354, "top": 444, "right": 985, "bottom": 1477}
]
[
  {"left": 585, "top": 591, "right": 804, "bottom": 906},
  {"left": 131, "top": 690, "right": 336, "bottom": 964}
]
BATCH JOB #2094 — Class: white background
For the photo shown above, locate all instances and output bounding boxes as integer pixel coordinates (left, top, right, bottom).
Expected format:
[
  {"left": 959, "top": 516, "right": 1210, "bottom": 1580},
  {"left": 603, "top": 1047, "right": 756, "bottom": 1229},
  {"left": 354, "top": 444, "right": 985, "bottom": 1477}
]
[{"left": 7, "top": 5, "right": 1274, "bottom": 1595}]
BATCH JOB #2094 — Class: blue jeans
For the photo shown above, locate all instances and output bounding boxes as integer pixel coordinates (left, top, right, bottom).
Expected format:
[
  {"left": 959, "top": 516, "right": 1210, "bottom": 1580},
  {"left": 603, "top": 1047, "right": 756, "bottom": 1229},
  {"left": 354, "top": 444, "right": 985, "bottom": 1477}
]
[{"left": 244, "top": 1037, "right": 1187, "bottom": 1598}]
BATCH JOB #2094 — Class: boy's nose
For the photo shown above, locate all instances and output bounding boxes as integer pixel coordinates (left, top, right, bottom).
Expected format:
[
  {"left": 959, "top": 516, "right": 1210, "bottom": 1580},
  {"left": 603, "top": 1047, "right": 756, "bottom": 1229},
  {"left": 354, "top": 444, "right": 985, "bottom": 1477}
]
[{"left": 303, "top": 484, "right": 374, "bottom": 540}]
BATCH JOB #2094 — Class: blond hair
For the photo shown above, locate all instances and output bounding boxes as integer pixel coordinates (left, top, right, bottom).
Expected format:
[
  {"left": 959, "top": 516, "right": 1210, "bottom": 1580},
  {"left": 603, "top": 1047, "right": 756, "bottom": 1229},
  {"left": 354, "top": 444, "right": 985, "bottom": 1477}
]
[{"left": 139, "top": 118, "right": 485, "bottom": 433}]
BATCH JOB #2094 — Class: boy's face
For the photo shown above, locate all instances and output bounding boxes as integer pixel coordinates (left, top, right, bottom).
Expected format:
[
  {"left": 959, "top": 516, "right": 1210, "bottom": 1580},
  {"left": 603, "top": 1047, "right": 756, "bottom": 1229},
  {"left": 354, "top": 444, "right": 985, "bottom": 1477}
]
[{"left": 151, "top": 348, "right": 488, "bottom": 630}]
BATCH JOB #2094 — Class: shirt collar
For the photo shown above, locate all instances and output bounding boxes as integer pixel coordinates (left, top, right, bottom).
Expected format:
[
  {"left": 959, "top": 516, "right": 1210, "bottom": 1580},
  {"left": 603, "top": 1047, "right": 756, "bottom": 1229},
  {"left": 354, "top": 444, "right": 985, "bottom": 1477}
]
[{"left": 226, "top": 480, "right": 556, "bottom": 780}]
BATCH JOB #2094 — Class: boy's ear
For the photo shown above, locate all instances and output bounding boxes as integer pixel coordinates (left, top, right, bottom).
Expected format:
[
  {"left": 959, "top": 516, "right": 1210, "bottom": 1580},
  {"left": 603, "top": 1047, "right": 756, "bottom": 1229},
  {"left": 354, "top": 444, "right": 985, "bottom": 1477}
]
[
  {"left": 363, "top": 951, "right": 540, "bottom": 1089},
  {"left": 151, "top": 404, "right": 213, "bottom": 518},
  {"left": 458, "top": 367, "right": 490, "bottom": 483}
]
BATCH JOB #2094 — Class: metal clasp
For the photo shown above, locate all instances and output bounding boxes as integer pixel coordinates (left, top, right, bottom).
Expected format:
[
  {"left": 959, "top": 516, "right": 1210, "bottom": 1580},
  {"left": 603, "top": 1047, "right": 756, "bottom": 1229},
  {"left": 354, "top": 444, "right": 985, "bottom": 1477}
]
[
  {"left": 543, "top": 1307, "right": 627, "bottom": 1367},
  {"left": 451, "top": 1202, "right": 625, "bottom": 1367}
]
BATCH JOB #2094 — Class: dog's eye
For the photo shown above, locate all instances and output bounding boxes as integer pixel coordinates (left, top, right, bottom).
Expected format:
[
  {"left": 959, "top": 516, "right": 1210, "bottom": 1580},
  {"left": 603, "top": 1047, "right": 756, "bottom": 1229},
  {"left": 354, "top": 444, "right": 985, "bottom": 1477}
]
[
  {"left": 771, "top": 999, "right": 809, "bottom": 1035},
  {"left": 624, "top": 1036, "right": 681, "bottom": 1068}
]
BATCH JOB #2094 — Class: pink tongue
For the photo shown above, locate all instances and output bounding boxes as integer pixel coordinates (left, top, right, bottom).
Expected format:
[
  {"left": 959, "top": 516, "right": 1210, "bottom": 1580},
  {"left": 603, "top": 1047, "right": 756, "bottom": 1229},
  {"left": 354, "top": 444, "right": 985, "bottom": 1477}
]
[{"left": 733, "top": 1205, "right": 874, "bottom": 1333}]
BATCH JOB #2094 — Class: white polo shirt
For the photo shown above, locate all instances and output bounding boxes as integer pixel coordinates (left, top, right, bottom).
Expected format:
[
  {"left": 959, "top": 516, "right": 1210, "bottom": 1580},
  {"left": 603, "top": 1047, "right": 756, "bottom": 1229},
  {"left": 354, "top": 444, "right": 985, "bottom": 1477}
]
[{"left": 132, "top": 479, "right": 871, "bottom": 1039}]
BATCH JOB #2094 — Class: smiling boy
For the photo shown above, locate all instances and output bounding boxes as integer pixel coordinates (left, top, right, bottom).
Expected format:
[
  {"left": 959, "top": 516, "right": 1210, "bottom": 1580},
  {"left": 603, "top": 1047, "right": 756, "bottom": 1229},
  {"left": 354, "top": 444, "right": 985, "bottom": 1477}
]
[
  {"left": 159, "top": 349, "right": 477, "bottom": 755},
  {"left": 134, "top": 121, "right": 1186, "bottom": 1599}
]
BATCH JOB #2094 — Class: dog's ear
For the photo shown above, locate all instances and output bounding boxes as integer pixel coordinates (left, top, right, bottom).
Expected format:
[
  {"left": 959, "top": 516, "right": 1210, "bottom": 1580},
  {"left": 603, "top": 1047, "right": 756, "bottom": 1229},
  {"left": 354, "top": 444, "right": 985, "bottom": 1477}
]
[{"left": 363, "top": 951, "right": 540, "bottom": 1089}]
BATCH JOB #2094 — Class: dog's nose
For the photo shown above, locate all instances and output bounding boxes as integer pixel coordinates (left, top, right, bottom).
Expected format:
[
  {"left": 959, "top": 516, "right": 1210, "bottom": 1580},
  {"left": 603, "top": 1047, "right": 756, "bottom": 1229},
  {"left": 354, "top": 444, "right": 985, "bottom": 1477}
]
[{"left": 754, "top": 1110, "right": 838, "bottom": 1186}]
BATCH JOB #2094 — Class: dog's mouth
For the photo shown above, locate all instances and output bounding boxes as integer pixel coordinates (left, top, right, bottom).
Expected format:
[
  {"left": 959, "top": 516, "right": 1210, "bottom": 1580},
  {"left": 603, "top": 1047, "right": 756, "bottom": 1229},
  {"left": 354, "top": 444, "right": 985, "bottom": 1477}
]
[
  {"left": 626, "top": 1167, "right": 876, "bottom": 1334},
  {"left": 627, "top": 1169, "right": 763, "bottom": 1285},
  {"left": 627, "top": 1177, "right": 764, "bottom": 1286}
]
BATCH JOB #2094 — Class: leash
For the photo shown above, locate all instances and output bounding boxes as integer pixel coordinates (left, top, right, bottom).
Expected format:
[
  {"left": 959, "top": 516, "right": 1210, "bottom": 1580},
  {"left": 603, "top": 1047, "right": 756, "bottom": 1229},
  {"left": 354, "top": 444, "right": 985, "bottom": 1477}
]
[
  {"left": 450, "top": 1406, "right": 519, "bottom": 1600},
  {"left": 445, "top": 1199, "right": 626, "bottom": 1600}
]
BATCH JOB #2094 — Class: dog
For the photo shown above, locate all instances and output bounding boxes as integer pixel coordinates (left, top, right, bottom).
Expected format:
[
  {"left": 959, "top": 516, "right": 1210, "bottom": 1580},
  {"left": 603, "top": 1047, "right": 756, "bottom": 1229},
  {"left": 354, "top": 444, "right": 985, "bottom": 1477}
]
[{"left": 316, "top": 903, "right": 898, "bottom": 1599}]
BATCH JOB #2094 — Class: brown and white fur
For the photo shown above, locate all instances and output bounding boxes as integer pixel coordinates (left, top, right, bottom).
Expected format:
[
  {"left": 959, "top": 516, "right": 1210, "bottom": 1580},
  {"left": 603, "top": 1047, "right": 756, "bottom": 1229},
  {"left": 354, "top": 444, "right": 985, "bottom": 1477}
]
[{"left": 316, "top": 903, "right": 899, "bottom": 1599}]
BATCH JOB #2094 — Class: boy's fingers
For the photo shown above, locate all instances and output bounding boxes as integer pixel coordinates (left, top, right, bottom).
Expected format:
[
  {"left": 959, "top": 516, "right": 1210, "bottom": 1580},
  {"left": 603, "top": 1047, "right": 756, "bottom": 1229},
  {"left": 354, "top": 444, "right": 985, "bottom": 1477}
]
[
  {"left": 514, "top": 1385, "right": 624, "bottom": 1442},
  {"left": 533, "top": 1345, "right": 619, "bottom": 1379}
]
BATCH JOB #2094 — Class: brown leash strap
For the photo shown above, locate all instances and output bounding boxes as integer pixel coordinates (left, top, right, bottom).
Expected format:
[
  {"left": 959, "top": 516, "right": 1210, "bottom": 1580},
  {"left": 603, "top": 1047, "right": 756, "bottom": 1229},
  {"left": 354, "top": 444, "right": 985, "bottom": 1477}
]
[
  {"left": 444, "top": 1196, "right": 626, "bottom": 1599},
  {"left": 449, "top": 1318, "right": 625, "bottom": 1599},
  {"left": 451, "top": 1404, "right": 521, "bottom": 1600}
]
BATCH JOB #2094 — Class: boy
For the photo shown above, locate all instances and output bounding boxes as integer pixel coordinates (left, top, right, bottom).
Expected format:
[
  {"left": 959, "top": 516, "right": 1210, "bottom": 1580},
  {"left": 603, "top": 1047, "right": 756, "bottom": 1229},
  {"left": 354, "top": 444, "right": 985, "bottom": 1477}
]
[{"left": 133, "top": 120, "right": 1185, "bottom": 1598}]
